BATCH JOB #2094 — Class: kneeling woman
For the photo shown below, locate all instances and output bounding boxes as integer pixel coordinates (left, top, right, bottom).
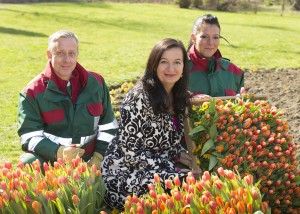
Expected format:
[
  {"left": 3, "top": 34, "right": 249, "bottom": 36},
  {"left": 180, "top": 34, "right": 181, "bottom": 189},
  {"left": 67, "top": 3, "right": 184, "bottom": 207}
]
[{"left": 101, "top": 38, "right": 194, "bottom": 210}]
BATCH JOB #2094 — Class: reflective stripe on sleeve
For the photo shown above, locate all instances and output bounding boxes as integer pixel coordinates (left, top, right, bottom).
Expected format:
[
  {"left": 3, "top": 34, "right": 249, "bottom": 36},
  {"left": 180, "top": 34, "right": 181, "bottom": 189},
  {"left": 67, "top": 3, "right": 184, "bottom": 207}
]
[
  {"left": 98, "top": 119, "right": 119, "bottom": 131},
  {"left": 97, "top": 132, "right": 115, "bottom": 143},
  {"left": 20, "top": 130, "right": 44, "bottom": 144},
  {"left": 44, "top": 132, "right": 97, "bottom": 146},
  {"left": 80, "top": 134, "right": 97, "bottom": 145},
  {"left": 21, "top": 130, "right": 97, "bottom": 147},
  {"left": 43, "top": 132, "right": 72, "bottom": 146}
]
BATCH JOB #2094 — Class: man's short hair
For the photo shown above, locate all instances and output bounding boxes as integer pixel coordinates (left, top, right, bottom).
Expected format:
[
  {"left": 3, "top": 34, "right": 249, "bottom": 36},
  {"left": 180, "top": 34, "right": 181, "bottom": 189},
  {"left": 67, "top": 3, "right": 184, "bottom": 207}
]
[{"left": 48, "top": 30, "right": 79, "bottom": 51}]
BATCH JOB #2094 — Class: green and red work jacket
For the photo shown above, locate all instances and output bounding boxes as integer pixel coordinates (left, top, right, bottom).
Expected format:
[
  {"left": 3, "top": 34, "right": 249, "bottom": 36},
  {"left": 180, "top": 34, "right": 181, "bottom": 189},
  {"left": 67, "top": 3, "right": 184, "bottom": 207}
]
[
  {"left": 188, "top": 45, "right": 244, "bottom": 97},
  {"left": 18, "top": 62, "right": 118, "bottom": 162}
]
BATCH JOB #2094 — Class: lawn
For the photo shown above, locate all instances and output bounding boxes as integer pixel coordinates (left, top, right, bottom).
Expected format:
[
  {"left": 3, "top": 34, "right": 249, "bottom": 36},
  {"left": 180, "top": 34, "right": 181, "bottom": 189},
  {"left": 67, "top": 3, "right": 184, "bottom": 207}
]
[{"left": 0, "top": 2, "right": 299, "bottom": 163}]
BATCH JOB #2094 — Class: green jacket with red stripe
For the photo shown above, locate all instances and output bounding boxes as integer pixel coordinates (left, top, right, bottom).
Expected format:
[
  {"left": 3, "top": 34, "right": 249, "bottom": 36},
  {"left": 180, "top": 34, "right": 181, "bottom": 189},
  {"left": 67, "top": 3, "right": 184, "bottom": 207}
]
[
  {"left": 18, "top": 62, "right": 117, "bottom": 162},
  {"left": 188, "top": 46, "right": 244, "bottom": 97}
]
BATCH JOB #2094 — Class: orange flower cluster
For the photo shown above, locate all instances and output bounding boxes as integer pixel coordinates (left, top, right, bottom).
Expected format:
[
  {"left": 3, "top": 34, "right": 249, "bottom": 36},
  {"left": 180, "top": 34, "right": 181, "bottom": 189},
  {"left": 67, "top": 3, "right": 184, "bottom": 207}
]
[
  {"left": 189, "top": 98, "right": 300, "bottom": 213},
  {"left": 0, "top": 157, "right": 106, "bottom": 213},
  {"left": 123, "top": 168, "right": 268, "bottom": 213}
]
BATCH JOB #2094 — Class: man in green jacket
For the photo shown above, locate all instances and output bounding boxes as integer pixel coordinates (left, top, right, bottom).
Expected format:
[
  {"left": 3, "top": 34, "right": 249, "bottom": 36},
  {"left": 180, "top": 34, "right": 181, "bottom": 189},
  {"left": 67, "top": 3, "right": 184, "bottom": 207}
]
[{"left": 18, "top": 30, "right": 118, "bottom": 167}]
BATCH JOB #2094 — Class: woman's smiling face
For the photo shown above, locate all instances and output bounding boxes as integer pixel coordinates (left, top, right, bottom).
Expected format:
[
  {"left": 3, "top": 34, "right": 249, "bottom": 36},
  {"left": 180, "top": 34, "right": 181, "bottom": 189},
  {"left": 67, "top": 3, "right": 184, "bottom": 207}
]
[
  {"left": 192, "top": 23, "right": 220, "bottom": 58},
  {"left": 156, "top": 47, "right": 184, "bottom": 93}
]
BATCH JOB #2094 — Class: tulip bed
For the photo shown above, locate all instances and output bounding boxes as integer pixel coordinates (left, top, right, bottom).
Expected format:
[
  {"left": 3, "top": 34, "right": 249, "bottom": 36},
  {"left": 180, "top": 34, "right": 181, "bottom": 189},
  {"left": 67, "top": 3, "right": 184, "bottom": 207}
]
[
  {"left": 123, "top": 168, "right": 269, "bottom": 213},
  {"left": 0, "top": 157, "right": 107, "bottom": 213},
  {"left": 1, "top": 81, "right": 299, "bottom": 213},
  {"left": 189, "top": 97, "right": 300, "bottom": 213}
]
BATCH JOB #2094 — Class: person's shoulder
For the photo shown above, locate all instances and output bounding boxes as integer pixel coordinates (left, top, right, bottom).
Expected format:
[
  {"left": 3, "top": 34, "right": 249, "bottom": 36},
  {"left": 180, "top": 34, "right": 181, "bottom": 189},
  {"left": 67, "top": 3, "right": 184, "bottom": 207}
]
[
  {"left": 88, "top": 71, "right": 104, "bottom": 85},
  {"left": 125, "top": 84, "right": 144, "bottom": 99},
  {"left": 122, "top": 84, "right": 146, "bottom": 105},
  {"left": 219, "top": 58, "right": 243, "bottom": 76},
  {"left": 22, "top": 73, "right": 48, "bottom": 100}
]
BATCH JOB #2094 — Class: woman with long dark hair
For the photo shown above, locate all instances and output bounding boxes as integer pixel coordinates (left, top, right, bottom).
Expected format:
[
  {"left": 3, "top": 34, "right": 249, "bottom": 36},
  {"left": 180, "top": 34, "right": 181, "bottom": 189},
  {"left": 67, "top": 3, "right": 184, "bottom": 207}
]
[{"left": 101, "top": 38, "right": 195, "bottom": 210}]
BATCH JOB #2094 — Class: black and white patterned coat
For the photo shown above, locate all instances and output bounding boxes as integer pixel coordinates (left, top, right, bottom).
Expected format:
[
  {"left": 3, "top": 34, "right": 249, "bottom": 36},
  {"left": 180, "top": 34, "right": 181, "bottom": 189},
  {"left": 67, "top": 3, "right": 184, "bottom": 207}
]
[{"left": 101, "top": 85, "right": 187, "bottom": 210}]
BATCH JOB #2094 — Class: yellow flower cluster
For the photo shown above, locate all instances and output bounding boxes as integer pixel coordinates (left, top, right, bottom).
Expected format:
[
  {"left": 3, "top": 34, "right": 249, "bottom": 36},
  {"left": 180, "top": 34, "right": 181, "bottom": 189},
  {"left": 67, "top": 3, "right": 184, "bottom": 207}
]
[{"left": 109, "top": 81, "right": 135, "bottom": 118}]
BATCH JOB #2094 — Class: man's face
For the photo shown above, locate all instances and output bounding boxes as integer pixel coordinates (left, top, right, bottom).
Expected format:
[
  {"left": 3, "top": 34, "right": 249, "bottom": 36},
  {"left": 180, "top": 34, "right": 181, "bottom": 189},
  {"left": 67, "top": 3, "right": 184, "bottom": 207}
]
[{"left": 47, "top": 37, "right": 78, "bottom": 80}]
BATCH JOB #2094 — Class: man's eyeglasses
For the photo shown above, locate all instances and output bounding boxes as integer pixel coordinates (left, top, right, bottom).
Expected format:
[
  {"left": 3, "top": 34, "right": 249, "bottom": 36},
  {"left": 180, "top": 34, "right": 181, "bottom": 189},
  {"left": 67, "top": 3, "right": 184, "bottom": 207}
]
[{"left": 52, "top": 51, "right": 78, "bottom": 59}]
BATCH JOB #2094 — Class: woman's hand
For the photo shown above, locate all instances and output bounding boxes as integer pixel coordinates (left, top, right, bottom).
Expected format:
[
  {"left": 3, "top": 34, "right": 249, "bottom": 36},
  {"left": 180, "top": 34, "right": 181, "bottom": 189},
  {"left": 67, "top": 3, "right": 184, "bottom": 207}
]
[
  {"left": 178, "top": 151, "right": 202, "bottom": 179},
  {"left": 178, "top": 151, "right": 192, "bottom": 166}
]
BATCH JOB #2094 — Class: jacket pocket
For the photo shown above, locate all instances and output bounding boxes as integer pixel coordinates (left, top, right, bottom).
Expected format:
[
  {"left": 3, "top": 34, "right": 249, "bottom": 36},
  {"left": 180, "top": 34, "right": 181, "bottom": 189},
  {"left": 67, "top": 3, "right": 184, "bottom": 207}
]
[
  {"left": 41, "top": 109, "right": 64, "bottom": 124},
  {"left": 225, "top": 89, "right": 237, "bottom": 96},
  {"left": 86, "top": 102, "right": 103, "bottom": 116}
]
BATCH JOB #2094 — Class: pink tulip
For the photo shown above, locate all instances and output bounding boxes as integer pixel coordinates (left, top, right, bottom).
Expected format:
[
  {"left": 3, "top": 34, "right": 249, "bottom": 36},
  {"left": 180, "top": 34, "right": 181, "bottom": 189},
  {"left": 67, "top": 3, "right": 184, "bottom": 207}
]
[
  {"left": 17, "top": 161, "right": 24, "bottom": 169},
  {"left": 1, "top": 181, "right": 6, "bottom": 191},
  {"left": 54, "top": 162, "right": 60, "bottom": 169},
  {"left": 173, "top": 176, "right": 181, "bottom": 187},
  {"left": 201, "top": 195, "right": 209, "bottom": 204},
  {"left": 195, "top": 182, "right": 204, "bottom": 192},
  {"left": 164, "top": 179, "right": 173, "bottom": 189},
  {"left": 2, "top": 168, "right": 8, "bottom": 176},
  {"left": 182, "top": 182, "right": 189, "bottom": 191},
  {"left": 149, "top": 190, "right": 157, "bottom": 199},
  {"left": 2, "top": 192, "right": 9, "bottom": 202},
  {"left": 154, "top": 174, "right": 160, "bottom": 183},
  {"left": 148, "top": 183, "right": 155, "bottom": 191},
  {"left": 13, "top": 178, "right": 20, "bottom": 188},
  {"left": 202, "top": 171, "right": 210, "bottom": 181},
  {"left": 57, "top": 158, "right": 64, "bottom": 165},
  {"left": 131, "top": 195, "right": 139, "bottom": 204},
  {"left": 244, "top": 174, "right": 253, "bottom": 186},
  {"left": 24, "top": 195, "right": 33, "bottom": 202},
  {"left": 58, "top": 176, "right": 68, "bottom": 184},
  {"left": 215, "top": 180, "right": 223, "bottom": 190},
  {"left": 225, "top": 170, "right": 234, "bottom": 179},
  {"left": 72, "top": 194, "right": 80, "bottom": 205},
  {"left": 43, "top": 162, "right": 50, "bottom": 171},
  {"left": 187, "top": 175, "right": 196, "bottom": 185},
  {"left": 188, "top": 186, "right": 194, "bottom": 194},
  {"left": 80, "top": 163, "right": 86, "bottom": 173},
  {"left": 167, "top": 198, "right": 174, "bottom": 209},
  {"left": 209, "top": 201, "right": 217, "bottom": 210},
  {"left": 217, "top": 167, "right": 225, "bottom": 176},
  {"left": 251, "top": 187, "right": 259, "bottom": 200},
  {"left": 186, "top": 193, "right": 193, "bottom": 204},
  {"left": 73, "top": 172, "right": 80, "bottom": 182},
  {"left": 4, "top": 160, "right": 12, "bottom": 169},
  {"left": 203, "top": 190, "right": 212, "bottom": 198}
]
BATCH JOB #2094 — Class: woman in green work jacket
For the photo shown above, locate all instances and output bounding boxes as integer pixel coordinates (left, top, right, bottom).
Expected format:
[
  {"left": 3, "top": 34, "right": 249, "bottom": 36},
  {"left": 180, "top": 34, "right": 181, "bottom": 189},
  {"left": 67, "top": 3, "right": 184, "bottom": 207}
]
[{"left": 187, "top": 14, "right": 245, "bottom": 99}]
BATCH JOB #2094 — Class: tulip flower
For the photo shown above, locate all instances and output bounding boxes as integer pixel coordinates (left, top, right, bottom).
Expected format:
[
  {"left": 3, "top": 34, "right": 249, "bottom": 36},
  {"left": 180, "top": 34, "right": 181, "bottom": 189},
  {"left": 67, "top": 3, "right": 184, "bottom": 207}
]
[
  {"left": 0, "top": 157, "right": 106, "bottom": 213},
  {"left": 123, "top": 168, "right": 270, "bottom": 213}
]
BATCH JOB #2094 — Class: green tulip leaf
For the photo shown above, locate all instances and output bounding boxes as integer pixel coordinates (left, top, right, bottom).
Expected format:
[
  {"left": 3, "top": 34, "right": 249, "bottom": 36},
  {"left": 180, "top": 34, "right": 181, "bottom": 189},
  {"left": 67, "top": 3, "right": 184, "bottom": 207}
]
[
  {"left": 209, "top": 124, "right": 217, "bottom": 140},
  {"left": 208, "top": 99, "right": 216, "bottom": 114},
  {"left": 200, "top": 139, "right": 214, "bottom": 156},
  {"left": 189, "top": 125, "right": 205, "bottom": 136},
  {"left": 208, "top": 155, "right": 218, "bottom": 171}
]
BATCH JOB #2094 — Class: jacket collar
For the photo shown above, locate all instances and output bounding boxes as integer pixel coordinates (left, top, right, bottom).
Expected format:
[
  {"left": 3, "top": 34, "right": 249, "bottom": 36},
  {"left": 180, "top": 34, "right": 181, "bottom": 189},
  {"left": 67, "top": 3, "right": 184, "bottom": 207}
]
[
  {"left": 44, "top": 61, "right": 88, "bottom": 88},
  {"left": 42, "top": 61, "right": 89, "bottom": 103}
]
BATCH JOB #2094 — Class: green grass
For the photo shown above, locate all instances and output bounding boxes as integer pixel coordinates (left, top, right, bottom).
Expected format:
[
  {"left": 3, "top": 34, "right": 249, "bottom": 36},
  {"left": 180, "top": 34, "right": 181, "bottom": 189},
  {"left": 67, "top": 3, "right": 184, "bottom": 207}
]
[{"left": 0, "top": 2, "right": 299, "bottom": 163}]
